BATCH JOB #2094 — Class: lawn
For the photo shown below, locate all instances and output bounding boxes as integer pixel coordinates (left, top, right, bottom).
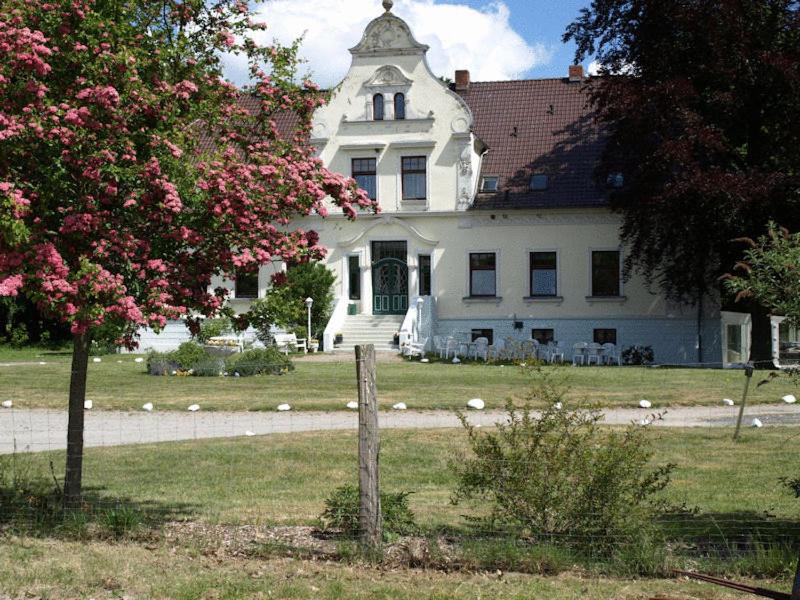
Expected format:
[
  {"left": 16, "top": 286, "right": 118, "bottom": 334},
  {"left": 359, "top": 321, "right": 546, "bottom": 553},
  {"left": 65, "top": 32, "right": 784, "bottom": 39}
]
[
  {"left": 2, "top": 426, "right": 798, "bottom": 599},
  {"left": 0, "top": 347, "right": 796, "bottom": 411}
]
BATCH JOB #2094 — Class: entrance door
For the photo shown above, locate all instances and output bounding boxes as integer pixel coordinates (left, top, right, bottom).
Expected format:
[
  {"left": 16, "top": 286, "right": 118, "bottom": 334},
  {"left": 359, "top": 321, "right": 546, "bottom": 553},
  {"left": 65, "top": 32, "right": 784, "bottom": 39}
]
[{"left": 372, "top": 241, "right": 408, "bottom": 315}]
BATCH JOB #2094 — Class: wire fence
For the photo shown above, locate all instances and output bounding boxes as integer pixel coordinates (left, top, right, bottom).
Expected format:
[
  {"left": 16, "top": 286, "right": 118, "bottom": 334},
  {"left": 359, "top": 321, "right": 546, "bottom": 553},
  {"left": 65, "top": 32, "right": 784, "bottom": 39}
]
[{"left": 1, "top": 350, "right": 799, "bottom": 586}]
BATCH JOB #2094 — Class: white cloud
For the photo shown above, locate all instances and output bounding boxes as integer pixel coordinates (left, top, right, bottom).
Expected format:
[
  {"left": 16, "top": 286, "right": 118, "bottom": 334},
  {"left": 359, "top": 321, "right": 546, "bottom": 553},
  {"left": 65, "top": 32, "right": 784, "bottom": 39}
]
[{"left": 222, "top": 0, "right": 552, "bottom": 87}]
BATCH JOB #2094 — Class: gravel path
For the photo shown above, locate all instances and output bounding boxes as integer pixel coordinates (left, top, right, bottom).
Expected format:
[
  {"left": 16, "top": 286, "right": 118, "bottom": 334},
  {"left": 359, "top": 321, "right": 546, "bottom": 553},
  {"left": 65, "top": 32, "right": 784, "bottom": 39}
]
[{"left": 1, "top": 404, "right": 798, "bottom": 454}]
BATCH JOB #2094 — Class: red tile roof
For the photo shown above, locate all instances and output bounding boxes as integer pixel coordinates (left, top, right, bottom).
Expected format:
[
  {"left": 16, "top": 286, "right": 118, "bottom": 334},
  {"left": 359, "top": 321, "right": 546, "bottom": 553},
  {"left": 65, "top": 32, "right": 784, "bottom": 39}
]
[{"left": 457, "top": 78, "right": 607, "bottom": 210}]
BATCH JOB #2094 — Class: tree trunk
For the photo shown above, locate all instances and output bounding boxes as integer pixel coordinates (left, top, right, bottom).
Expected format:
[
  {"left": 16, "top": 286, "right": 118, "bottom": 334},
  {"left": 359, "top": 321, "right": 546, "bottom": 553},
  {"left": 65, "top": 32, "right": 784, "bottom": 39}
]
[
  {"left": 696, "top": 293, "right": 704, "bottom": 365},
  {"left": 63, "top": 332, "right": 90, "bottom": 511}
]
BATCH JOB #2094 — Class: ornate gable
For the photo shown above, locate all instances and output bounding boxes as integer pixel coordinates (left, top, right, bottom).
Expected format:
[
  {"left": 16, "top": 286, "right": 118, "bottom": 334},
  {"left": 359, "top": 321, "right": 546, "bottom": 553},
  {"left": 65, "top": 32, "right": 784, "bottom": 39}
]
[
  {"left": 364, "top": 65, "right": 413, "bottom": 88},
  {"left": 349, "top": 13, "right": 429, "bottom": 57}
]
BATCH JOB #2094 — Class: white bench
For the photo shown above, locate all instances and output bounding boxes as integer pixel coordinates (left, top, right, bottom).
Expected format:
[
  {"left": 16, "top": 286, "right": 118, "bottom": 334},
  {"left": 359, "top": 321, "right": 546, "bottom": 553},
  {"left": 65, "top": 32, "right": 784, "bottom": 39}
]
[{"left": 273, "top": 333, "right": 307, "bottom": 355}]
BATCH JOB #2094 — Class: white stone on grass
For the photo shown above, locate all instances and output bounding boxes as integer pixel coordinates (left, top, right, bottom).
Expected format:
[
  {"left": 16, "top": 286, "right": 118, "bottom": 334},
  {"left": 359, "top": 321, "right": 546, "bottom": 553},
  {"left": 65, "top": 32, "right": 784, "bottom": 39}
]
[
  {"left": 117, "top": 360, "right": 123, "bottom": 364},
  {"left": 752, "top": 418, "right": 763, "bottom": 428},
  {"left": 188, "top": 404, "right": 200, "bottom": 412},
  {"left": 392, "top": 402, "right": 407, "bottom": 411},
  {"left": 92, "top": 357, "right": 102, "bottom": 363},
  {"left": 722, "top": 398, "right": 735, "bottom": 406},
  {"left": 134, "top": 357, "right": 144, "bottom": 363},
  {"left": 38, "top": 361, "right": 46, "bottom": 365},
  {"left": 142, "top": 403, "right": 153, "bottom": 412},
  {"left": 639, "top": 399, "right": 652, "bottom": 409},
  {"left": 1, "top": 400, "right": 12, "bottom": 408},
  {"left": 245, "top": 431, "right": 255, "bottom": 437},
  {"left": 467, "top": 398, "right": 485, "bottom": 410},
  {"left": 452, "top": 357, "right": 461, "bottom": 364},
  {"left": 277, "top": 403, "right": 292, "bottom": 412},
  {"left": 346, "top": 401, "right": 358, "bottom": 410},
  {"left": 420, "top": 358, "right": 430, "bottom": 363},
  {"left": 553, "top": 402, "right": 563, "bottom": 411},
  {"left": 83, "top": 400, "right": 93, "bottom": 410},
  {"left": 782, "top": 394, "right": 797, "bottom": 404}
]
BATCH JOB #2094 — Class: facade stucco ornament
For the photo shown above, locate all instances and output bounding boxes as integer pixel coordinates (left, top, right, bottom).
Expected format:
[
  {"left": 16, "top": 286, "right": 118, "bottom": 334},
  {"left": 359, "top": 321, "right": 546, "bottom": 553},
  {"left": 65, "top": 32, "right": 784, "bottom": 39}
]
[
  {"left": 365, "top": 65, "right": 412, "bottom": 88},
  {"left": 457, "top": 145, "right": 474, "bottom": 209},
  {"left": 350, "top": 13, "right": 429, "bottom": 56},
  {"left": 383, "top": 0, "right": 393, "bottom": 11}
]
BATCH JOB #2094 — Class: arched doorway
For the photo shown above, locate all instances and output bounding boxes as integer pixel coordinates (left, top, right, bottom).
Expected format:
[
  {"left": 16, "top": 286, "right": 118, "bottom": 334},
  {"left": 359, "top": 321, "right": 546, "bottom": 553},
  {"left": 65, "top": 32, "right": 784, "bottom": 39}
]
[{"left": 371, "top": 241, "right": 408, "bottom": 315}]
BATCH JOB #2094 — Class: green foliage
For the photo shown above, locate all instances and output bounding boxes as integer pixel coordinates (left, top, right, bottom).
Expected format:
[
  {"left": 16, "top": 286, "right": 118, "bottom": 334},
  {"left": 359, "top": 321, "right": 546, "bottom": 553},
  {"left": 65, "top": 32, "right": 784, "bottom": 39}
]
[
  {"left": 250, "top": 263, "right": 335, "bottom": 342},
  {"left": 320, "top": 484, "right": 417, "bottom": 538},
  {"left": 100, "top": 506, "right": 142, "bottom": 538},
  {"left": 450, "top": 368, "right": 674, "bottom": 555},
  {"left": 622, "top": 345, "right": 655, "bottom": 365},
  {"left": 171, "top": 342, "right": 211, "bottom": 371},
  {"left": 196, "top": 318, "right": 233, "bottom": 344},
  {"left": 224, "top": 347, "right": 294, "bottom": 377},
  {"left": 725, "top": 223, "right": 800, "bottom": 327},
  {"left": 780, "top": 476, "right": 800, "bottom": 499}
]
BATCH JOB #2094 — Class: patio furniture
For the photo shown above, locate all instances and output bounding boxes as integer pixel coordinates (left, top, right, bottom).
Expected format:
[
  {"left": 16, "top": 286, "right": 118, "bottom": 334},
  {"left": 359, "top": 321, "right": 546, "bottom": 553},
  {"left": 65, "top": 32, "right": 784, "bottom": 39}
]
[
  {"left": 404, "top": 337, "right": 429, "bottom": 358},
  {"left": 433, "top": 335, "right": 447, "bottom": 358},
  {"left": 504, "top": 337, "right": 523, "bottom": 361},
  {"left": 548, "top": 341, "right": 565, "bottom": 364},
  {"left": 207, "top": 334, "right": 245, "bottom": 353},
  {"left": 586, "top": 342, "right": 603, "bottom": 365},
  {"left": 273, "top": 333, "right": 307, "bottom": 355},
  {"left": 602, "top": 343, "right": 622, "bottom": 365},
  {"left": 572, "top": 342, "right": 588, "bottom": 366},
  {"left": 471, "top": 337, "right": 490, "bottom": 361}
]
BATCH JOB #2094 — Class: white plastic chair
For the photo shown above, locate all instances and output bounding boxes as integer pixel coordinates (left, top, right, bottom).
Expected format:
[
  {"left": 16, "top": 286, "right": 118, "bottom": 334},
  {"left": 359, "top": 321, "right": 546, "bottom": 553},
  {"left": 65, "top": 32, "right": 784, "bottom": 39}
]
[
  {"left": 471, "top": 337, "right": 489, "bottom": 361},
  {"left": 548, "top": 341, "right": 565, "bottom": 364},
  {"left": 433, "top": 335, "right": 446, "bottom": 358},
  {"left": 602, "top": 343, "right": 621, "bottom": 365},
  {"left": 572, "top": 342, "right": 588, "bottom": 366},
  {"left": 586, "top": 342, "right": 602, "bottom": 366},
  {"left": 404, "top": 337, "right": 428, "bottom": 359}
]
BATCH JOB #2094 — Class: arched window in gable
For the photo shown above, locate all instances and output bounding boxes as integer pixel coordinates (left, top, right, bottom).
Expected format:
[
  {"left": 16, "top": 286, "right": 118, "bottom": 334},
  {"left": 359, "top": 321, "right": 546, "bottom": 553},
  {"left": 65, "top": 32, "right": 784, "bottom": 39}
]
[
  {"left": 373, "top": 94, "right": 384, "bottom": 121},
  {"left": 394, "top": 93, "right": 406, "bottom": 120}
]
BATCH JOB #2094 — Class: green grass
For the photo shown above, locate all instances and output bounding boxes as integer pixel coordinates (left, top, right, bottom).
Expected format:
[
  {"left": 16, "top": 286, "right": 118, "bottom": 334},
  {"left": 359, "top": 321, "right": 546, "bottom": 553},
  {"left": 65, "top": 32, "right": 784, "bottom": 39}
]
[
  {"left": 0, "top": 347, "right": 796, "bottom": 411},
  {"left": 0, "top": 537, "right": 760, "bottom": 600},
  {"left": 2, "top": 427, "right": 798, "bottom": 599},
  {"left": 6, "top": 427, "right": 798, "bottom": 526}
]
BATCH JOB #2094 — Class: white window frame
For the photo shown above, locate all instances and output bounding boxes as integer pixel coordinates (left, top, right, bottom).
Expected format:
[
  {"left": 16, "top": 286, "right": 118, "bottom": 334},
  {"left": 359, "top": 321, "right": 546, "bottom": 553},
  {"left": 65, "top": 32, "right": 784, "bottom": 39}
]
[
  {"left": 464, "top": 249, "right": 501, "bottom": 301},
  {"left": 526, "top": 248, "right": 561, "bottom": 299}
]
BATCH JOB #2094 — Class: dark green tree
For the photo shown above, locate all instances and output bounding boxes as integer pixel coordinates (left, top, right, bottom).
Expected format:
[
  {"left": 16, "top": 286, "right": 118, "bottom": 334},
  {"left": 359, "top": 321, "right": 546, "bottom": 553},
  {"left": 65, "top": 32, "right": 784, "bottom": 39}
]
[{"left": 565, "top": 0, "right": 800, "bottom": 362}]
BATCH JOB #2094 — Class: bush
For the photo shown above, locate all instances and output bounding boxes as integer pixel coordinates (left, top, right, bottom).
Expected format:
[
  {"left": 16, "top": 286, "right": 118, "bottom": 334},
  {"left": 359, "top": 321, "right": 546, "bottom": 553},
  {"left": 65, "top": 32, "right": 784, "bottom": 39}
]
[
  {"left": 224, "top": 347, "right": 294, "bottom": 377},
  {"left": 622, "top": 345, "right": 655, "bottom": 365},
  {"left": 196, "top": 317, "right": 232, "bottom": 343},
  {"left": 171, "top": 342, "right": 210, "bottom": 370},
  {"left": 449, "top": 368, "right": 674, "bottom": 556},
  {"left": 320, "top": 484, "right": 417, "bottom": 538}
]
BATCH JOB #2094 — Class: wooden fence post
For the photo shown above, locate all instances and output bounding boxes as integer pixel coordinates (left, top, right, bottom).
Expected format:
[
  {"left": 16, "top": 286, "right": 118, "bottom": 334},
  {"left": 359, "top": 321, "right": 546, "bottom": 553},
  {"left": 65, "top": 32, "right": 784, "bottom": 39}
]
[{"left": 355, "top": 344, "right": 381, "bottom": 549}]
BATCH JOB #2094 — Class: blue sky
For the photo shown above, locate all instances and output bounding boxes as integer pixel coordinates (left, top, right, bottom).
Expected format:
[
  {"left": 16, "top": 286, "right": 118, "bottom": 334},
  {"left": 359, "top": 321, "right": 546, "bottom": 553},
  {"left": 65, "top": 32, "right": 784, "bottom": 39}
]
[
  {"left": 438, "top": 0, "right": 590, "bottom": 78},
  {"left": 225, "top": 1, "right": 595, "bottom": 87}
]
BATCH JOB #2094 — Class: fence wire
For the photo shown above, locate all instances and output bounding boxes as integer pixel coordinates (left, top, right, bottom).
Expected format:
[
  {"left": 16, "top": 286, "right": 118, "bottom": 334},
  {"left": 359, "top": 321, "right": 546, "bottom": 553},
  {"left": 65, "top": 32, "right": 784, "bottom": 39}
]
[{"left": 0, "top": 351, "right": 798, "bottom": 585}]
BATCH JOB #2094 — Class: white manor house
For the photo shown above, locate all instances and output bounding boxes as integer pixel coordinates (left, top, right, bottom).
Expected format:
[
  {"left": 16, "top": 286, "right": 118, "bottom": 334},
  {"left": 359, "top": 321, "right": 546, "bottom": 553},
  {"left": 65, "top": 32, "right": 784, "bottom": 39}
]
[{"left": 145, "top": 1, "right": 759, "bottom": 367}]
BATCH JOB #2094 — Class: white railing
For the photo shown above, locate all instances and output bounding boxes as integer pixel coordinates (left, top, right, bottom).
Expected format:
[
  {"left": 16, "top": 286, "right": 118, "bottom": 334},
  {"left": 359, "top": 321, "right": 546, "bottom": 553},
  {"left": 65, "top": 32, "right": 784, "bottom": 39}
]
[
  {"left": 399, "top": 295, "right": 435, "bottom": 352},
  {"left": 323, "top": 296, "right": 349, "bottom": 352}
]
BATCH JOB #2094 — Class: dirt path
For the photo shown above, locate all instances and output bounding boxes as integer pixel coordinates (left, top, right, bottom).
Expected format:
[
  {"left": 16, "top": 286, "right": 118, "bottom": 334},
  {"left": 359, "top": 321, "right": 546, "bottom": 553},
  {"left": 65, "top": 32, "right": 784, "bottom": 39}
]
[{"left": 2, "top": 404, "right": 798, "bottom": 454}]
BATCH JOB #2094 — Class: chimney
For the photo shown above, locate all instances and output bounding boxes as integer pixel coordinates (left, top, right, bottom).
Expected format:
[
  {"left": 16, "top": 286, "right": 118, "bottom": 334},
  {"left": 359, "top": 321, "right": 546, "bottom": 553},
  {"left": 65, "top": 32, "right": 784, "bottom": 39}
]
[
  {"left": 568, "top": 65, "right": 584, "bottom": 83},
  {"left": 455, "top": 69, "right": 470, "bottom": 91}
]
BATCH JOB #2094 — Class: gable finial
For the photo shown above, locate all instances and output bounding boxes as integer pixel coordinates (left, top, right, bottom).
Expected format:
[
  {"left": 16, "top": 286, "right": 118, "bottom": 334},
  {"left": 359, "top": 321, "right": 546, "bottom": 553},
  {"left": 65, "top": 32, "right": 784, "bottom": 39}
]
[{"left": 382, "top": 0, "right": 393, "bottom": 12}]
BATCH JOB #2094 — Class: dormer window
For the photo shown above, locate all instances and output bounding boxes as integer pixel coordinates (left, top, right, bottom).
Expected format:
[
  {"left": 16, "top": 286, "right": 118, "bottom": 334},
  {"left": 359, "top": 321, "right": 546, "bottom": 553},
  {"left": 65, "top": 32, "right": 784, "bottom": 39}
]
[
  {"left": 480, "top": 176, "right": 499, "bottom": 192},
  {"left": 373, "top": 94, "right": 384, "bottom": 121},
  {"left": 530, "top": 173, "right": 549, "bottom": 191},
  {"left": 394, "top": 93, "right": 406, "bottom": 120}
]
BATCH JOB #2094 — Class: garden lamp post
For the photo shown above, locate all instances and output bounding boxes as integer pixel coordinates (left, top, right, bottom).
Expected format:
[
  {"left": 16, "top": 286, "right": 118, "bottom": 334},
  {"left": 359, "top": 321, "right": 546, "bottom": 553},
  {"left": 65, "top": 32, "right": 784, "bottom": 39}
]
[{"left": 305, "top": 297, "right": 313, "bottom": 348}]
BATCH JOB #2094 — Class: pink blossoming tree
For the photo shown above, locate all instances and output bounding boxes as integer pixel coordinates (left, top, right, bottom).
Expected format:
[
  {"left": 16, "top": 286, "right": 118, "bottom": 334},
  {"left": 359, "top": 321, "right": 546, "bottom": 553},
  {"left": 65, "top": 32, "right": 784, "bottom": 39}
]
[{"left": 0, "top": 0, "right": 375, "bottom": 508}]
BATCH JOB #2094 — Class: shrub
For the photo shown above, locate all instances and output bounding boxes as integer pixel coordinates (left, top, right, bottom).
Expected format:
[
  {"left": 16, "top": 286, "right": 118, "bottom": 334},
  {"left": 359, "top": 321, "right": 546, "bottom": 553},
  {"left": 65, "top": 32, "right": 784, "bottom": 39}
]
[
  {"left": 622, "top": 345, "right": 655, "bottom": 365},
  {"left": 224, "top": 347, "right": 294, "bottom": 377},
  {"left": 320, "top": 484, "right": 417, "bottom": 538},
  {"left": 170, "top": 342, "right": 210, "bottom": 370},
  {"left": 449, "top": 368, "right": 674, "bottom": 556},
  {"left": 196, "top": 317, "right": 232, "bottom": 343}
]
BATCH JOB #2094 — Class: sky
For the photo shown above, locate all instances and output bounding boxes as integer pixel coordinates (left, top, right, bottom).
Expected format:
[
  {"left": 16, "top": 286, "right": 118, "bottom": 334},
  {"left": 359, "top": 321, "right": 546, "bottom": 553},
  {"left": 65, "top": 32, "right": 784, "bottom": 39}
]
[{"left": 223, "top": 0, "right": 595, "bottom": 88}]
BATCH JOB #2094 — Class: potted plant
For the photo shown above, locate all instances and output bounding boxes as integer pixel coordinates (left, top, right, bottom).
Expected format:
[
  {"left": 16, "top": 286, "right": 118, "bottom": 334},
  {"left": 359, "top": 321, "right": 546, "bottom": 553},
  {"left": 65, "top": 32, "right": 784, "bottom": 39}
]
[
  {"left": 334, "top": 333, "right": 343, "bottom": 345},
  {"left": 309, "top": 339, "right": 320, "bottom": 352}
]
